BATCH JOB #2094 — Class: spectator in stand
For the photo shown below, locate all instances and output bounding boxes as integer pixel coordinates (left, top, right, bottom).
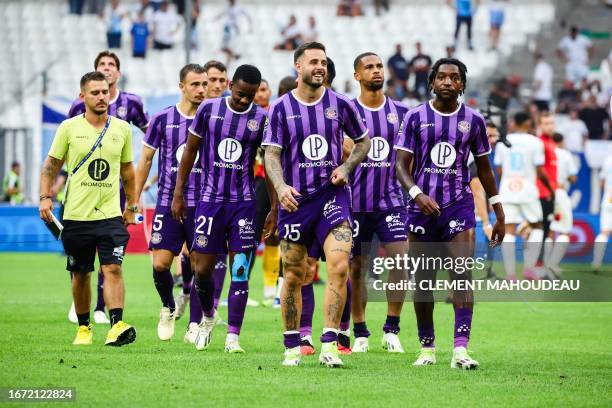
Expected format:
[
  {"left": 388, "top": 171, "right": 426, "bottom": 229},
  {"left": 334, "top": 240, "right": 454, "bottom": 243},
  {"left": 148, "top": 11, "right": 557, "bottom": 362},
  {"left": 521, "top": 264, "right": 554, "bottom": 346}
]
[
  {"left": 217, "top": 0, "right": 252, "bottom": 67},
  {"left": 387, "top": 44, "right": 409, "bottom": 99},
  {"left": 173, "top": 0, "right": 201, "bottom": 49},
  {"left": 131, "top": 9, "right": 150, "bottom": 58},
  {"left": 104, "top": 0, "right": 127, "bottom": 49},
  {"left": 152, "top": 1, "right": 182, "bottom": 50},
  {"left": 489, "top": 0, "right": 508, "bottom": 51},
  {"left": 532, "top": 52, "right": 554, "bottom": 112},
  {"left": 69, "top": 0, "right": 85, "bottom": 15},
  {"left": 489, "top": 77, "right": 512, "bottom": 110},
  {"left": 557, "top": 79, "right": 581, "bottom": 114},
  {"left": 150, "top": 0, "right": 163, "bottom": 11},
  {"left": 409, "top": 41, "right": 432, "bottom": 100},
  {"left": 274, "top": 15, "right": 302, "bottom": 51},
  {"left": 337, "top": 0, "right": 363, "bottom": 17},
  {"left": 446, "top": 44, "right": 456, "bottom": 58},
  {"left": 374, "top": 0, "right": 390, "bottom": 16},
  {"left": 557, "top": 26, "right": 594, "bottom": 84},
  {"left": 302, "top": 16, "right": 318, "bottom": 43},
  {"left": 3, "top": 162, "right": 23, "bottom": 205},
  {"left": 132, "top": 0, "right": 154, "bottom": 25},
  {"left": 557, "top": 107, "right": 589, "bottom": 153},
  {"left": 579, "top": 93, "right": 611, "bottom": 140},
  {"left": 448, "top": 0, "right": 480, "bottom": 51}
]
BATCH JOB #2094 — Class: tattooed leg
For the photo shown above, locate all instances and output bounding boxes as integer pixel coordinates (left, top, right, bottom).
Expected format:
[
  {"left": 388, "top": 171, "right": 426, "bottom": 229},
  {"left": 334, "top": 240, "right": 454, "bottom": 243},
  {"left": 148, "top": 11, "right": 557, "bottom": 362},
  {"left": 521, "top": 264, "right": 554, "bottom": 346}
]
[
  {"left": 322, "top": 221, "right": 352, "bottom": 328},
  {"left": 280, "top": 240, "right": 307, "bottom": 331}
]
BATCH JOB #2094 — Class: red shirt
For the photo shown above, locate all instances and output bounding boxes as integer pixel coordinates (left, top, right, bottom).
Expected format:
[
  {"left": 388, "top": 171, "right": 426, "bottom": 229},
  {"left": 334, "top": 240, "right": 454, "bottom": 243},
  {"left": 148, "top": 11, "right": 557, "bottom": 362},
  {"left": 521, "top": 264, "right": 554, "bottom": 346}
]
[{"left": 537, "top": 134, "right": 558, "bottom": 199}]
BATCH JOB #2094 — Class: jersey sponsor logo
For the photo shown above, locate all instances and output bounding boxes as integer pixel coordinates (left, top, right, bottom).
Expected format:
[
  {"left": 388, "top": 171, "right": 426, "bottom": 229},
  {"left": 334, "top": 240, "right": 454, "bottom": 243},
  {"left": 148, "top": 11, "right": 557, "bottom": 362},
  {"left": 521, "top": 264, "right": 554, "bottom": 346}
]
[
  {"left": 448, "top": 218, "right": 466, "bottom": 234},
  {"left": 420, "top": 123, "right": 435, "bottom": 128},
  {"left": 218, "top": 138, "right": 243, "bottom": 163},
  {"left": 323, "top": 196, "right": 342, "bottom": 218},
  {"left": 113, "top": 245, "right": 125, "bottom": 261},
  {"left": 195, "top": 235, "right": 208, "bottom": 248},
  {"left": 117, "top": 106, "right": 127, "bottom": 118},
  {"left": 385, "top": 212, "right": 406, "bottom": 231},
  {"left": 458, "top": 120, "right": 471, "bottom": 133},
  {"left": 286, "top": 114, "right": 301, "bottom": 120},
  {"left": 247, "top": 119, "right": 259, "bottom": 132},
  {"left": 237, "top": 218, "right": 255, "bottom": 237},
  {"left": 88, "top": 159, "right": 110, "bottom": 181},
  {"left": 368, "top": 137, "right": 390, "bottom": 162},
  {"left": 211, "top": 115, "right": 224, "bottom": 120},
  {"left": 302, "top": 134, "right": 328, "bottom": 161},
  {"left": 68, "top": 255, "right": 76, "bottom": 266},
  {"left": 387, "top": 113, "right": 399, "bottom": 124},
  {"left": 175, "top": 144, "right": 200, "bottom": 165},
  {"left": 325, "top": 107, "right": 338, "bottom": 120},
  {"left": 150, "top": 232, "right": 162, "bottom": 244},
  {"left": 430, "top": 142, "right": 456, "bottom": 168},
  {"left": 166, "top": 124, "right": 181, "bottom": 129}
]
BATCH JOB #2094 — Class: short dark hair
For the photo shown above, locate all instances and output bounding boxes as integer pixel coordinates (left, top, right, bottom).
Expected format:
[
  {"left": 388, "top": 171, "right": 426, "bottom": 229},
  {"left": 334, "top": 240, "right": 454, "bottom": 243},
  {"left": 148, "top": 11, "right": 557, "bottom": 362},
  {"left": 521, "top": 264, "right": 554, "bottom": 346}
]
[
  {"left": 260, "top": 78, "right": 269, "bottom": 87},
  {"left": 553, "top": 132, "right": 564, "bottom": 144},
  {"left": 325, "top": 57, "right": 336, "bottom": 86},
  {"left": 232, "top": 64, "right": 262, "bottom": 85},
  {"left": 11, "top": 161, "right": 19, "bottom": 168},
  {"left": 353, "top": 52, "right": 379, "bottom": 70},
  {"left": 203, "top": 60, "right": 227, "bottom": 74},
  {"left": 427, "top": 58, "right": 468, "bottom": 94},
  {"left": 180, "top": 63, "right": 206, "bottom": 82},
  {"left": 80, "top": 71, "right": 107, "bottom": 89},
  {"left": 294, "top": 42, "right": 326, "bottom": 63},
  {"left": 278, "top": 76, "right": 297, "bottom": 96},
  {"left": 513, "top": 112, "right": 531, "bottom": 127},
  {"left": 94, "top": 50, "right": 120, "bottom": 71}
]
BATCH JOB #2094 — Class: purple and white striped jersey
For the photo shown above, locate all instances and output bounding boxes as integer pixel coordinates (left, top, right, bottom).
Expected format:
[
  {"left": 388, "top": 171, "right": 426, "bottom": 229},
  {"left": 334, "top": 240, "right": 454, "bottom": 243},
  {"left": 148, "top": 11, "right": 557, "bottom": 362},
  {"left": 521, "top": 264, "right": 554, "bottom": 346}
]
[
  {"left": 68, "top": 91, "right": 149, "bottom": 129},
  {"left": 351, "top": 97, "right": 409, "bottom": 212},
  {"left": 395, "top": 101, "right": 490, "bottom": 210},
  {"left": 143, "top": 105, "right": 201, "bottom": 208},
  {"left": 262, "top": 88, "right": 368, "bottom": 196},
  {"left": 189, "top": 97, "right": 267, "bottom": 203}
]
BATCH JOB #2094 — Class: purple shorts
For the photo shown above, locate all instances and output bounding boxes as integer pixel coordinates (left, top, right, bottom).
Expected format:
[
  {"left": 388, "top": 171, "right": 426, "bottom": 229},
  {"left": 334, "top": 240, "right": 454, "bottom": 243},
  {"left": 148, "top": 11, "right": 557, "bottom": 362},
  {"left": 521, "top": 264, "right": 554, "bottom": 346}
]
[
  {"left": 406, "top": 194, "right": 476, "bottom": 242},
  {"left": 352, "top": 207, "right": 408, "bottom": 256},
  {"left": 149, "top": 206, "right": 196, "bottom": 255},
  {"left": 278, "top": 184, "right": 352, "bottom": 258},
  {"left": 191, "top": 201, "right": 257, "bottom": 254}
]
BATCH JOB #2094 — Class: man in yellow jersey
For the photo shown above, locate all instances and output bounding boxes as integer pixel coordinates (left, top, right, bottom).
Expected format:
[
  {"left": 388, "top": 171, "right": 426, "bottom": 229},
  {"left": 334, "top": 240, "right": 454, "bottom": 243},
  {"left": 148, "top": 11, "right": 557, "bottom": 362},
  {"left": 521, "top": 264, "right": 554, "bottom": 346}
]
[{"left": 39, "top": 71, "right": 138, "bottom": 347}]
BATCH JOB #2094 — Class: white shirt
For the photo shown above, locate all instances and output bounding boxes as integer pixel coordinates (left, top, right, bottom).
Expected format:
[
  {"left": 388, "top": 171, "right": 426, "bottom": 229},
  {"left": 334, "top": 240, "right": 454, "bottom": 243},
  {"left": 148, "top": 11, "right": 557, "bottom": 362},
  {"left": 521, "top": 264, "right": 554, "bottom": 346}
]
[
  {"left": 302, "top": 26, "right": 318, "bottom": 43},
  {"left": 558, "top": 35, "right": 592, "bottom": 66},
  {"left": 152, "top": 9, "right": 181, "bottom": 44},
  {"left": 555, "top": 147, "right": 578, "bottom": 190},
  {"left": 494, "top": 133, "right": 545, "bottom": 203},
  {"left": 600, "top": 156, "right": 612, "bottom": 205},
  {"left": 533, "top": 60, "right": 553, "bottom": 101},
  {"left": 557, "top": 117, "right": 588, "bottom": 153},
  {"left": 283, "top": 24, "right": 301, "bottom": 41}
]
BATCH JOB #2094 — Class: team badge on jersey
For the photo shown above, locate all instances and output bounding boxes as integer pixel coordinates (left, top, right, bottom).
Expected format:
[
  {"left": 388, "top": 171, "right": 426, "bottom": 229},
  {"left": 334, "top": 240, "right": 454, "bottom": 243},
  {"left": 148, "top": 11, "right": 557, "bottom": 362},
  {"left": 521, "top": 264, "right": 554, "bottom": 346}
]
[
  {"left": 195, "top": 235, "right": 208, "bottom": 248},
  {"left": 117, "top": 106, "right": 128, "bottom": 119},
  {"left": 458, "top": 120, "right": 471, "bottom": 133},
  {"left": 247, "top": 119, "right": 259, "bottom": 132},
  {"left": 325, "top": 107, "right": 338, "bottom": 120},
  {"left": 387, "top": 113, "right": 399, "bottom": 124},
  {"left": 150, "top": 232, "right": 162, "bottom": 244}
]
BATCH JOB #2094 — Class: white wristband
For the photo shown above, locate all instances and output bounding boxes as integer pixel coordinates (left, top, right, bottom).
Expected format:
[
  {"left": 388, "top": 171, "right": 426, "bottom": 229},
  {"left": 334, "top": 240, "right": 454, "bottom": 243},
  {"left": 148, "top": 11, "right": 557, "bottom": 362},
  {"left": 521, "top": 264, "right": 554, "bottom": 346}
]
[
  {"left": 488, "top": 195, "right": 502, "bottom": 205},
  {"left": 408, "top": 186, "right": 423, "bottom": 200}
]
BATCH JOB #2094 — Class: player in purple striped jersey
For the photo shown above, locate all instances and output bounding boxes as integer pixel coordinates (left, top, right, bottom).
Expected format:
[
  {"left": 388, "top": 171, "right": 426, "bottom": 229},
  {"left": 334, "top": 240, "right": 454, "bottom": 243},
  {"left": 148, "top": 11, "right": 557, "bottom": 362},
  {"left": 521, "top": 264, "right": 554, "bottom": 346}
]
[
  {"left": 394, "top": 58, "right": 505, "bottom": 369},
  {"left": 134, "top": 64, "right": 208, "bottom": 341},
  {"left": 343, "top": 52, "right": 410, "bottom": 354},
  {"left": 65, "top": 51, "right": 149, "bottom": 326},
  {"left": 172, "top": 65, "right": 269, "bottom": 354},
  {"left": 263, "top": 42, "right": 371, "bottom": 367}
]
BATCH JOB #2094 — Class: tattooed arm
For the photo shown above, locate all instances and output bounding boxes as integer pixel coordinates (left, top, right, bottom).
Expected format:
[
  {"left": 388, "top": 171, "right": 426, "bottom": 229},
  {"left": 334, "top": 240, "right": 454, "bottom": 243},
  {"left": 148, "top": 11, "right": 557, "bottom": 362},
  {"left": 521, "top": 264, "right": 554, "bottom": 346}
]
[
  {"left": 331, "top": 134, "right": 371, "bottom": 186},
  {"left": 39, "top": 156, "right": 65, "bottom": 223},
  {"left": 264, "top": 145, "right": 301, "bottom": 212}
]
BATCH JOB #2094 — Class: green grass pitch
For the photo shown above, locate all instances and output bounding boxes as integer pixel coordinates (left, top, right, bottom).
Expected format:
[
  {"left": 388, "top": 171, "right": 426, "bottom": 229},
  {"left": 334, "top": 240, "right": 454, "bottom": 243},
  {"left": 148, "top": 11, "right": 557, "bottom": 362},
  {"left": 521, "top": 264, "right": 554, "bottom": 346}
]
[{"left": 1, "top": 253, "right": 611, "bottom": 407}]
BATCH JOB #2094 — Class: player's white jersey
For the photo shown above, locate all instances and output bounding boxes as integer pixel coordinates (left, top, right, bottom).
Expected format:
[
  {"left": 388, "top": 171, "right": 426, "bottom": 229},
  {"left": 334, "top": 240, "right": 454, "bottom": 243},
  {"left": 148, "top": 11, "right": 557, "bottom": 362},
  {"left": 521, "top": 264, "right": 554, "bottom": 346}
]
[
  {"left": 555, "top": 147, "right": 578, "bottom": 191},
  {"left": 494, "top": 133, "right": 544, "bottom": 204},
  {"left": 600, "top": 156, "right": 612, "bottom": 206}
]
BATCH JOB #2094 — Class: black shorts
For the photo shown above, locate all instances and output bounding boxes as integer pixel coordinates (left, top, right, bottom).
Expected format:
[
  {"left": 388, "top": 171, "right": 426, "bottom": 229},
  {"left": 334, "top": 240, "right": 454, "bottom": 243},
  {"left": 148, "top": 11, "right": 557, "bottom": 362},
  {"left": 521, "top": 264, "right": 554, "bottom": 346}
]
[{"left": 62, "top": 217, "right": 130, "bottom": 273}]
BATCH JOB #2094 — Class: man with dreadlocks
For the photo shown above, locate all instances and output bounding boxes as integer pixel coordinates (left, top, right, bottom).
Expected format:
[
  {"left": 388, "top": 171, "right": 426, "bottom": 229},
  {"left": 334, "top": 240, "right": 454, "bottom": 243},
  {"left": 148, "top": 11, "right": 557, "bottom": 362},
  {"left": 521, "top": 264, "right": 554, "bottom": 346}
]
[{"left": 394, "top": 58, "right": 505, "bottom": 369}]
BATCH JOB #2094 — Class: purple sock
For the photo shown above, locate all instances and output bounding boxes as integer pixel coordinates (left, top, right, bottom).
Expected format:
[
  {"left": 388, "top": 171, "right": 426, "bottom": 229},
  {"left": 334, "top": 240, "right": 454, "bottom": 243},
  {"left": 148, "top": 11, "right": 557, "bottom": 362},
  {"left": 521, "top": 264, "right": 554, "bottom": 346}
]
[
  {"left": 213, "top": 256, "right": 227, "bottom": 309},
  {"left": 189, "top": 278, "right": 203, "bottom": 324},
  {"left": 353, "top": 321, "right": 370, "bottom": 338},
  {"left": 320, "top": 330, "right": 338, "bottom": 343},
  {"left": 417, "top": 323, "right": 435, "bottom": 348},
  {"left": 284, "top": 331, "right": 300, "bottom": 348},
  {"left": 95, "top": 271, "right": 105, "bottom": 312},
  {"left": 383, "top": 315, "right": 400, "bottom": 334},
  {"left": 339, "top": 279, "right": 352, "bottom": 331},
  {"left": 227, "top": 281, "right": 248, "bottom": 335},
  {"left": 195, "top": 275, "right": 215, "bottom": 318},
  {"left": 300, "top": 283, "right": 314, "bottom": 337},
  {"left": 181, "top": 254, "right": 193, "bottom": 295},
  {"left": 454, "top": 306, "right": 473, "bottom": 348},
  {"left": 153, "top": 269, "right": 176, "bottom": 311}
]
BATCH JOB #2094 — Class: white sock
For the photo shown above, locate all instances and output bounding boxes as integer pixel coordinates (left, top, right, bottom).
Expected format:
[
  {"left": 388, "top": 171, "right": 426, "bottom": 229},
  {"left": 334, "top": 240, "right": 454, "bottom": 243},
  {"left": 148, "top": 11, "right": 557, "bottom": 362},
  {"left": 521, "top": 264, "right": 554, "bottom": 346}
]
[
  {"left": 275, "top": 277, "right": 284, "bottom": 299},
  {"left": 524, "top": 229, "right": 544, "bottom": 269},
  {"left": 502, "top": 234, "right": 516, "bottom": 277},
  {"left": 322, "top": 328, "right": 339, "bottom": 334},
  {"left": 340, "top": 329, "right": 350, "bottom": 337},
  {"left": 593, "top": 233, "right": 609, "bottom": 269},
  {"left": 543, "top": 237, "right": 554, "bottom": 267},
  {"left": 226, "top": 333, "right": 239, "bottom": 343},
  {"left": 550, "top": 234, "right": 570, "bottom": 269},
  {"left": 264, "top": 285, "right": 276, "bottom": 299}
]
